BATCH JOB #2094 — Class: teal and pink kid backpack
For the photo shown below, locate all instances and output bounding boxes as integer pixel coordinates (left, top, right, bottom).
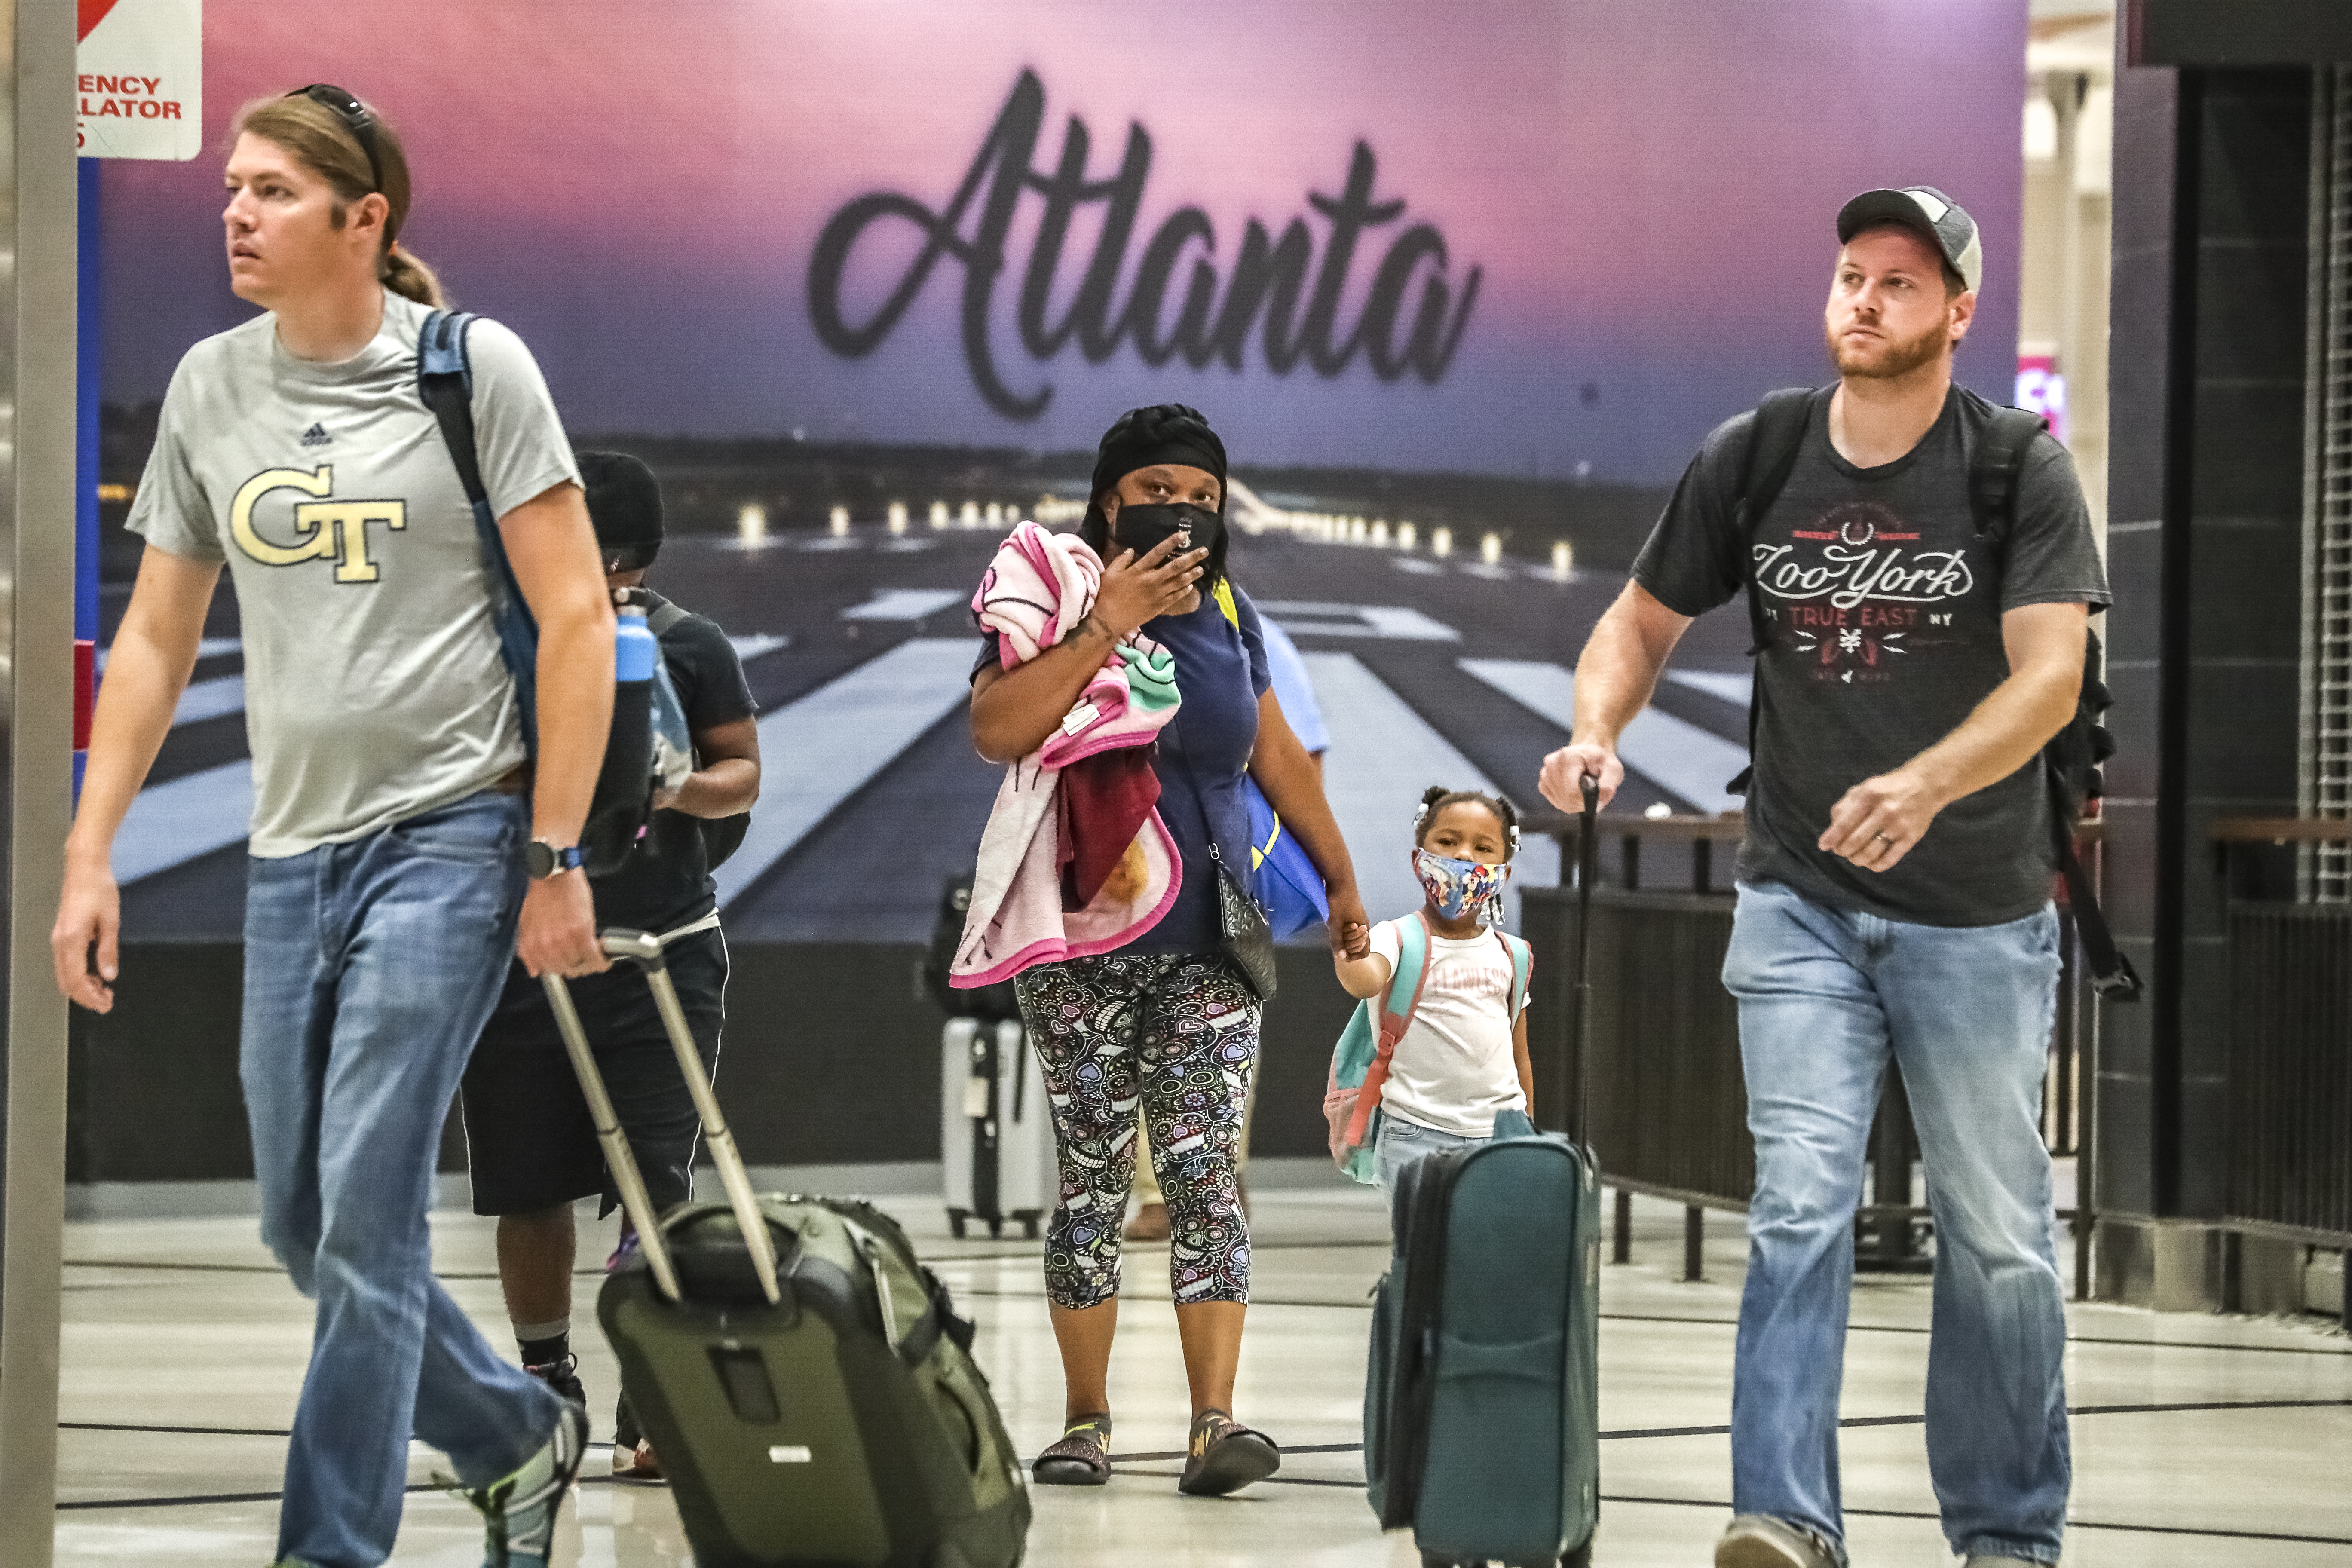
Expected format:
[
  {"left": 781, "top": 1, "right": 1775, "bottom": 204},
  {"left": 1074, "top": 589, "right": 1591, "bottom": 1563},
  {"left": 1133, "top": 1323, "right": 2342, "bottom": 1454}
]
[{"left": 1323, "top": 913, "right": 1532, "bottom": 1184}]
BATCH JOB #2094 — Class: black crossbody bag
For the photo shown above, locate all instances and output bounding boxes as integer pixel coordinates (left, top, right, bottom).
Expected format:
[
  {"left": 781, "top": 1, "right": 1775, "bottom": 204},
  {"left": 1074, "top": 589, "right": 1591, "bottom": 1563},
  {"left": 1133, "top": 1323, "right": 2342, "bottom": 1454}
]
[{"left": 1172, "top": 724, "right": 1277, "bottom": 1001}]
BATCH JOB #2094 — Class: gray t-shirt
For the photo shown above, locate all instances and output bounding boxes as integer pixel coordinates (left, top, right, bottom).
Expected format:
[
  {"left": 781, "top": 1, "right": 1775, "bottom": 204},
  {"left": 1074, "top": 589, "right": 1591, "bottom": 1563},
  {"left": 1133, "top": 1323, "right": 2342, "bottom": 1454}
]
[
  {"left": 1632, "top": 386, "right": 2111, "bottom": 927},
  {"left": 127, "top": 292, "right": 579, "bottom": 857}
]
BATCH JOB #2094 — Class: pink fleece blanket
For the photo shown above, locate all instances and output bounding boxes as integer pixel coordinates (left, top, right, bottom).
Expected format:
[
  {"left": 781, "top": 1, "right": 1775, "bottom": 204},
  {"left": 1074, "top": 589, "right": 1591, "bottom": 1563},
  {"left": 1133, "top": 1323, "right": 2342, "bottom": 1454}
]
[
  {"left": 971, "top": 522, "right": 1179, "bottom": 767},
  {"left": 952, "top": 522, "right": 1182, "bottom": 988}
]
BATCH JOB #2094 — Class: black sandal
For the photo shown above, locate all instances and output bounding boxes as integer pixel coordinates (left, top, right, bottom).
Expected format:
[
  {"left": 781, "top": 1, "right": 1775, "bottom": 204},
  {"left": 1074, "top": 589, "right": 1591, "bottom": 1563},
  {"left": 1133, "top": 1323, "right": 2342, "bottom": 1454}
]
[
  {"left": 1177, "top": 1408, "right": 1280, "bottom": 1496},
  {"left": 1032, "top": 1413, "right": 1112, "bottom": 1486}
]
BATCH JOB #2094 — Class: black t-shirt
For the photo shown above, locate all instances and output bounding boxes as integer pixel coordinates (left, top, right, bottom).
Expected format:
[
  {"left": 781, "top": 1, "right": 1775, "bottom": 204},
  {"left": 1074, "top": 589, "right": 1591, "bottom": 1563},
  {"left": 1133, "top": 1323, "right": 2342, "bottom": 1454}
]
[
  {"left": 588, "top": 589, "right": 759, "bottom": 934},
  {"left": 1631, "top": 386, "right": 2111, "bottom": 927}
]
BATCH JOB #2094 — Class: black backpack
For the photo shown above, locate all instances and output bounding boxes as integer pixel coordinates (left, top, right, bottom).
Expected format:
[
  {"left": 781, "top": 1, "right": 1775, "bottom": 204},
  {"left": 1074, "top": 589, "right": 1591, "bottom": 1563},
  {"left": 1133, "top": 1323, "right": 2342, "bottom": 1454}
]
[
  {"left": 641, "top": 597, "right": 751, "bottom": 870},
  {"left": 1730, "top": 386, "right": 2142, "bottom": 1002}
]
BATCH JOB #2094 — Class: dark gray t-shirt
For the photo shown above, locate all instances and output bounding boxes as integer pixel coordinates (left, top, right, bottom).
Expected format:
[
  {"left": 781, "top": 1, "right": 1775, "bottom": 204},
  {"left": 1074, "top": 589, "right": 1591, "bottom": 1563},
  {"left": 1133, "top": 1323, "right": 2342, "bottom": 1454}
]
[{"left": 1632, "top": 386, "right": 2111, "bottom": 927}]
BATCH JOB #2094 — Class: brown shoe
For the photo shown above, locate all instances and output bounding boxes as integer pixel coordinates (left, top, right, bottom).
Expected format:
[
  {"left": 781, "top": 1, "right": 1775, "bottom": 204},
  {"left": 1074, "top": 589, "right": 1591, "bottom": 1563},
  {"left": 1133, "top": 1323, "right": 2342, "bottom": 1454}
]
[{"left": 1123, "top": 1201, "right": 1170, "bottom": 1241}]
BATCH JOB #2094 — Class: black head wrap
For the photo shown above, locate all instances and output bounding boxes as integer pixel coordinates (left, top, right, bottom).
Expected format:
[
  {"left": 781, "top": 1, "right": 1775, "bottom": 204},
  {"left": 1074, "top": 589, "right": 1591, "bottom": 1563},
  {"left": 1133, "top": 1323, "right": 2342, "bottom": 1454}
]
[
  {"left": 578, "top": 450, "right": 664, "bottom": 569},
  {"left": 1081, "top": 404, "right": 1229, "bottom": 570}
]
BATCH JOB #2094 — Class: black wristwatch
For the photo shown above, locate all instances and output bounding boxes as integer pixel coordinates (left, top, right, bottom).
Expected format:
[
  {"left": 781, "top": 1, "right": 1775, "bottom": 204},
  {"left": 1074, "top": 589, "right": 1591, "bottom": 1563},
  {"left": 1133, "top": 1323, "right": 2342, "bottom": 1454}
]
[{"left": 524, "top": 839, "right": 584, "bottom": 880}]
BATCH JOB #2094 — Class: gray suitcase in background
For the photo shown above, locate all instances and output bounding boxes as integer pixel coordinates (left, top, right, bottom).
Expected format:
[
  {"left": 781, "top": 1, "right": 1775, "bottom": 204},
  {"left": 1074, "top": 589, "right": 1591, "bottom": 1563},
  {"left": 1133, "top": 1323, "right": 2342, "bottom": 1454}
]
[{"left": 940, "top": 1019, "right": 1056, "bottom": 1240}]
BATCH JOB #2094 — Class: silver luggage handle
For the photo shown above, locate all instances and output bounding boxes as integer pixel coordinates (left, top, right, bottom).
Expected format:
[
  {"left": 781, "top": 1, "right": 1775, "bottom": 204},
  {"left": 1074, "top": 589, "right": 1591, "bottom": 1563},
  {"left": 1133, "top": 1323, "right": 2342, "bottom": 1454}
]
[{"left": 540, "top": 927, "right": 782, "bottom": 1306}]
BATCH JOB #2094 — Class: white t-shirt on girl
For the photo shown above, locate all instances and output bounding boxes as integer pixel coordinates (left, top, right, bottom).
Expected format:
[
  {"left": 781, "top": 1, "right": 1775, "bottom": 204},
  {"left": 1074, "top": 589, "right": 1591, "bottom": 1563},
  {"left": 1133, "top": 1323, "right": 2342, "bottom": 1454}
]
[{"left": 1368, "top": 919, "right": 1529, "bottom": 1139}]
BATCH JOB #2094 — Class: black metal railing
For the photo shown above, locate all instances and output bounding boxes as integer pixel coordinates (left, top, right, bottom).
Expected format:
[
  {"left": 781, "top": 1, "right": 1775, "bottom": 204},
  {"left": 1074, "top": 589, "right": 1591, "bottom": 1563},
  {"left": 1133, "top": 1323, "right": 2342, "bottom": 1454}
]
[
  {"left": 1522, "top": 810, "right": 2107, "bottom": 1290},
  {"left": 2214, "top": 818, "right": 2352, "bottom": 1251}
]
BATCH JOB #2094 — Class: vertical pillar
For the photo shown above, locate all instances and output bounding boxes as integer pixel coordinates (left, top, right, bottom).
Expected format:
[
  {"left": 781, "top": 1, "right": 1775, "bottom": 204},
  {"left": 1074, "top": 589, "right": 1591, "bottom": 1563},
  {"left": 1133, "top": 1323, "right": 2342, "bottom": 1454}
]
[{"left": 0, "top": 1, "right": 85, "bottom": 1561}]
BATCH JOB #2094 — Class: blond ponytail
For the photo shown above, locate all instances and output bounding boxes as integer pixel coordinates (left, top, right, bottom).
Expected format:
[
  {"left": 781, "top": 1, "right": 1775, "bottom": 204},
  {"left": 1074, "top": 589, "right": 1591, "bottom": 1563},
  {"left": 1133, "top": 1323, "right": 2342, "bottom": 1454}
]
[{"left": 381, "top": 243, "right": 445, "bottom": 309}]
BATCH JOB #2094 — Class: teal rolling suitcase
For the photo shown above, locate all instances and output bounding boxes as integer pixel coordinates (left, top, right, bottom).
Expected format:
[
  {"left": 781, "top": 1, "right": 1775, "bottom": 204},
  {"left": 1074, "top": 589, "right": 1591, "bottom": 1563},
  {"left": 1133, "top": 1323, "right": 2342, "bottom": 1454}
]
[{"left": 1364, "top": 778, "right": 1603, "bottom": 1567}]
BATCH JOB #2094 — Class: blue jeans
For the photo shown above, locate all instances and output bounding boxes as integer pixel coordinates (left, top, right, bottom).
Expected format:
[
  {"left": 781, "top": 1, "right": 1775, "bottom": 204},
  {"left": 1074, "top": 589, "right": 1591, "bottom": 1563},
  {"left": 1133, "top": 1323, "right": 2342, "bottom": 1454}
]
[
  {"left": 1724, "top": 880, "right": 2069, "bottom": 1565},
  {"left": 1374, "top": 1107, "right": 1537, "bottom": 1197},
  {"left": 242, "top": 792, "right": 561, "bottom": 1568},
  {"left": 1374, "top": 1114, "right": 1487, "bottom": 1197}
]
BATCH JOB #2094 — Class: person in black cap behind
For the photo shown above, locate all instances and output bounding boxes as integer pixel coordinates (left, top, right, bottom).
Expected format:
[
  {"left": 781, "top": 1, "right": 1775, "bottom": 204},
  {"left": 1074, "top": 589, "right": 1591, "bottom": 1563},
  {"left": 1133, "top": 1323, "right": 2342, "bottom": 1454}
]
[
  {"left": 968, "top": 404, "right": 1369, "bottom": 1497},
  {"left": 459, "top": 450, "right": 761, "bottom": 1480},
  {"left": 1540, "top": 191, "right": 2107, "bottom": 1568}
]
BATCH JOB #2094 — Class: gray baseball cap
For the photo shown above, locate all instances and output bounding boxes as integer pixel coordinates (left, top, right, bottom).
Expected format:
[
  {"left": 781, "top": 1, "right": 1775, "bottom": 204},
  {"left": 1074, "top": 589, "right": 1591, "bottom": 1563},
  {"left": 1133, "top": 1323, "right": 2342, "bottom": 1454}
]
[{"left": 1836, "top": 186, "right": 1981, "bottom": 294}]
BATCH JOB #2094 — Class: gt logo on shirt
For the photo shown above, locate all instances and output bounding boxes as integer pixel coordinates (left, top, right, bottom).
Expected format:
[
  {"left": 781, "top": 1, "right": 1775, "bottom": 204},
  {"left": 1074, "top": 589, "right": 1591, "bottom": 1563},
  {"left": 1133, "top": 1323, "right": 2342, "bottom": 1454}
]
[{"left": 230, "top": 466, "right": 407, "bottom": 583}]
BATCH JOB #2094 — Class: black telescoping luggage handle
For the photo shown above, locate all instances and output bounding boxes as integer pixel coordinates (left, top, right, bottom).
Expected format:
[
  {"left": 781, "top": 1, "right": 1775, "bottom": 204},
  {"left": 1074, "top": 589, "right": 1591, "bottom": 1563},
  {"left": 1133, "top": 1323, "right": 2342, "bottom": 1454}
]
[
  {"left": 540, "top": 929, "right": 783, "bottom": 1307},
  {"left": 1563, "top": 775, "right": 1598, "bottom": 1150}
]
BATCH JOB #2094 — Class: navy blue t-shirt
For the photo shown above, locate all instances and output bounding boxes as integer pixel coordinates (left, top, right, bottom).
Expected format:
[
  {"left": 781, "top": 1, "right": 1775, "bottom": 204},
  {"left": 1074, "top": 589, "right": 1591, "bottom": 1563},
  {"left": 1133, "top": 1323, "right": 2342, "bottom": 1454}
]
[{"left": 973, "top": 585, "right": 1272, "bottom": 954}]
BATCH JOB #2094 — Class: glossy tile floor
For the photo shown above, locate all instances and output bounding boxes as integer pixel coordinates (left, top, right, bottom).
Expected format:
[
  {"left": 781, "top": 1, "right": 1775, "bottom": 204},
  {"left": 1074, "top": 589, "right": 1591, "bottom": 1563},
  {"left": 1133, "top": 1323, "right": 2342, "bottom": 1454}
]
[{"left": 52, "top": 1180, "right": 2352, "bottom": 1566}]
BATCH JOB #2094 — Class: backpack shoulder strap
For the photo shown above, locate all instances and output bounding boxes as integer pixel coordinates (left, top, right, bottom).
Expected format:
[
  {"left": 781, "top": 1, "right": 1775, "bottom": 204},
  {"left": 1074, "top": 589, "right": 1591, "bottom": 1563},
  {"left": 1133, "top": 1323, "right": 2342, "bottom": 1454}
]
[
  {"left": 646, "top": 598, "right": 690, "bottom": 638},
  {"left": 1969, "top": 404, "right": 2047, "bottom": 547},
  {"left": 1212, "top": 578, "right": 1240, "bottom": 630},
  {"left": 1737, "top": 388, "right": 1820, "bottom": 541},
  {"left": 1497, "top": 931, "right": 1532, "bottom": 1022},
  {"left": 1726, "top": 386, "right": 1822, "bottom": 793},
  {"left": 417, "top": 309, "right": 540, "bottom": 750},
  {"left": 416, "top": 310, "right": 490, "bottom": 508},
  {"left": 1377, "top": 914, "right": 1434, "bottom": 1046}
]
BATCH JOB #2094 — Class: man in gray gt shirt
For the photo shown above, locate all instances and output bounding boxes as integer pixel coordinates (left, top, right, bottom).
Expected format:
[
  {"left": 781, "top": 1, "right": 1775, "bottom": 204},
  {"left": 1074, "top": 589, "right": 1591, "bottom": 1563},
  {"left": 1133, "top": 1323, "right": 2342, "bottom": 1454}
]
[
  {"left": 1540, "top": 188, "right": 2107, "bottom": 1568},
  {"left": 52, "top": 91, "right": 612, "bottom": 1568}
]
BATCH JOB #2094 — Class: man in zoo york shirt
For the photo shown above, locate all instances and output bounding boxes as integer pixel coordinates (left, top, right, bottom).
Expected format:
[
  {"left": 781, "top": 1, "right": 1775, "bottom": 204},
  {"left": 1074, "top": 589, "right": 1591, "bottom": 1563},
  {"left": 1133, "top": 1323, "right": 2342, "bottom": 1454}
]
[{"left": 1540, "top": 187, "right": 2108, "bottom": 1568}]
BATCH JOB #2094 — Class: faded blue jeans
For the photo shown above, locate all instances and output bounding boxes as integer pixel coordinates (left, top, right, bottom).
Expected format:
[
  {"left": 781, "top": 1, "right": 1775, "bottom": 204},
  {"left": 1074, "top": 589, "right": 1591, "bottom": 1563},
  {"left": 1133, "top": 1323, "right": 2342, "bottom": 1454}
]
[
  {"left": 242, "top": 791, "right": 561, "bottom": 1568},
  {"left": 1723, "top": 879, "right": 2069, "bottom": 1566}
]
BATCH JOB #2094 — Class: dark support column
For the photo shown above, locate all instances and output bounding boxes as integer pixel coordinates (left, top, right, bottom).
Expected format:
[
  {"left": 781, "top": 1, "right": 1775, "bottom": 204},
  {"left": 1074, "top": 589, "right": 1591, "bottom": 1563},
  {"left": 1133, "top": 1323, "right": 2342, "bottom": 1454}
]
[
  {"left": 1612, "top": 1188, "right": 1632, "bottom": 1265},
  {"left": 1683, "top": 1206, "right": 1704, "bottom": 1283},
  {"left": 2102, "top": 32, "right": 2320, "bottom": 1302}
]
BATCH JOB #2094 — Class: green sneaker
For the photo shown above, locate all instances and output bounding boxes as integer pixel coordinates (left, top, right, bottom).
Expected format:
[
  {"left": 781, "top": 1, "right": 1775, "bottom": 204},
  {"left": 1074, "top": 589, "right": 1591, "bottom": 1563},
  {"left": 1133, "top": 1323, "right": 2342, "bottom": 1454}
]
[{"left": 448, "top": 1402, "right": 588, "bottom": 1568}]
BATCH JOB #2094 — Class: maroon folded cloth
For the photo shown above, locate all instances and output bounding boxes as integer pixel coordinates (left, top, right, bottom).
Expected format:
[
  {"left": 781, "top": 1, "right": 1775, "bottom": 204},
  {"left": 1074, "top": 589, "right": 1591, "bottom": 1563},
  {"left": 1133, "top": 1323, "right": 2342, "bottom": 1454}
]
[{"left": 1060, "top": 747, "right": 1162, "bottom": 910}]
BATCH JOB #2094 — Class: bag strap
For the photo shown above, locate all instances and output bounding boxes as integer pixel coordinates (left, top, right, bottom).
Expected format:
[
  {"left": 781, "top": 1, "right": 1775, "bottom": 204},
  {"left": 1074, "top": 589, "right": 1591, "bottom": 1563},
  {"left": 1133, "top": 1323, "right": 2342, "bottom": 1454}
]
[
  {"left": 1342, "top": 914, "right": 1434, "bottom": 1149},
  {"left": 1969, "top": 405, "right": 2047, "bottom": 547},
  {"left": 1497, "top": 930, "right": 1531, "bottom": 1022},
  {"left": 646, "top": 597, "right": 690, "bottom": 638},
  {"left": 1378, "top": 913, "right": 1435, "bottom": 1046},
  {"left": 1212, "top": 578, "right": 1240, "bottom": 629},
  {"left": 2045, "top": 763, "right": 2144, "bottom": 1002},
  {"left": 1728, "top": 387, "right": 1825, "bottom": 795},
  {"left": 417, "top": 309, "right": 541, "bottom": 752}
]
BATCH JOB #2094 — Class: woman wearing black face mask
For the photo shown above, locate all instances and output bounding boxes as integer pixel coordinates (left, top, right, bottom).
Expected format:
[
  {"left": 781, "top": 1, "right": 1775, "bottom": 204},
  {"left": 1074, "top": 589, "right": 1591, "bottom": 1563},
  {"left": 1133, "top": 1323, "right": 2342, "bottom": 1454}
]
[{"left": 968, "top": 404, "right": 1368, "bottom": 1496}]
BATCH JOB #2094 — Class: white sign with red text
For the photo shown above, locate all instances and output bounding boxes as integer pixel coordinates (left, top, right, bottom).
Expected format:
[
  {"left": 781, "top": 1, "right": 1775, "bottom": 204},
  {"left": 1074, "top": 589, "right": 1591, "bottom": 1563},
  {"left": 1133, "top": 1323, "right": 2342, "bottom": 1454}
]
[{"left": 77, "top": 0, "right": 201, "bottom": 160}]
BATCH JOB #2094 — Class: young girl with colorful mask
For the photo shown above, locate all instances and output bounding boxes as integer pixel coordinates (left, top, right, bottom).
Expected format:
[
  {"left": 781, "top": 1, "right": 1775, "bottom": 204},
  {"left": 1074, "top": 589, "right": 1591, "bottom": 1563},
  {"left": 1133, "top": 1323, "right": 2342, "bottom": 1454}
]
[{"left": 1332, "top": 787, "right": 1534, "bottom": 1193}]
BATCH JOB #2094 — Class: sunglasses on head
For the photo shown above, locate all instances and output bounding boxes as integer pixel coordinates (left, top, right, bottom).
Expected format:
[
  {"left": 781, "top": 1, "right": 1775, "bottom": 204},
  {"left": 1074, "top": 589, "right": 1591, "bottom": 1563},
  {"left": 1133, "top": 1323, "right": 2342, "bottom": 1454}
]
[{"left": 286, "top": 83, "right": 384, "bottom": 192}]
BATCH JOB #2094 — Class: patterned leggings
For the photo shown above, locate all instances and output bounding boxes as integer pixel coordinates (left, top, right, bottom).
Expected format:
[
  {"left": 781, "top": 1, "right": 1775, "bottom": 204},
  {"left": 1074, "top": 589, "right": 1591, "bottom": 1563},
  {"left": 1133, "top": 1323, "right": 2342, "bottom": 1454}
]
[{"left": 1014, "top": 952, "right": 1260, "bottom": 1310}]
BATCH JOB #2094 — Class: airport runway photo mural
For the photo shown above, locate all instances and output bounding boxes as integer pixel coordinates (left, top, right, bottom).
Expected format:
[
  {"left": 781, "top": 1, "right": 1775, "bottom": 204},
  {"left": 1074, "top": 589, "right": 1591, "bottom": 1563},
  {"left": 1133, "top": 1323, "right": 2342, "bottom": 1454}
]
[{"left": 87, "top": 0, "right": 2029, "bottom": 1155}]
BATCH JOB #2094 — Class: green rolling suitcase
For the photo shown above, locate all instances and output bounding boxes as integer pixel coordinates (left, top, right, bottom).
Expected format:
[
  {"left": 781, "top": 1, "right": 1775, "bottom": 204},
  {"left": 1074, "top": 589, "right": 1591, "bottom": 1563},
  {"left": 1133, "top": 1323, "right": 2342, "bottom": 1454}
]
[
  {"left": 1363, "top": 778, "right": 1604, "bottom": 1568},
  {"left": 543, "top": 930, "right": 1031, "bottom": 1568}
]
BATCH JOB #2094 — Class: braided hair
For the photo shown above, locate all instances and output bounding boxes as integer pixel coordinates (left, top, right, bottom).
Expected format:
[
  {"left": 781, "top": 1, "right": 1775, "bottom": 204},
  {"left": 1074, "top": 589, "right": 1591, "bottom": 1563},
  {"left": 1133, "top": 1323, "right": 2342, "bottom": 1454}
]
[{"left": 1412, "top": 785, "right": 1522, "bottom": 860}]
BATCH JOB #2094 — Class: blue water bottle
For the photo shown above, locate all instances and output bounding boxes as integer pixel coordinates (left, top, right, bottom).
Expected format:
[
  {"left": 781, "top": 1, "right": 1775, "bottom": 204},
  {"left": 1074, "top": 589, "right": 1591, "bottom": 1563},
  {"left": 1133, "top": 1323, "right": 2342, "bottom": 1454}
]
[
  {"left": 615, "top": 604, "right": 660, "bottom": 684},
  {"left": 584, "top": 606, "right": 659, "bottom": 873}
]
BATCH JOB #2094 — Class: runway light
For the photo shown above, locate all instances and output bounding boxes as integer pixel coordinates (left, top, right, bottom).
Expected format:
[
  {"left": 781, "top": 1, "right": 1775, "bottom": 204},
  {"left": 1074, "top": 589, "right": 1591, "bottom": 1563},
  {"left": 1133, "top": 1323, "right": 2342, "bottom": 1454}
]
[
  {"left": 1371, "top": 519, "right": 1390, "bottom": 547},
  {"left": 1552, "top": 540, "right": 1573, "bottom": 581},
  {"left": 828, "top": 505, "right": 850, "bottom": 537},
  {"left": 737, "top": 503, "right": 768, "bottom": 547},
  {"left": 1480, "top": 532, "right": 1502, "bottom": 566},
  {"left": 887, "top": 502, "right": 908, "bottom": 536},
  {"left": 960, "top": 501, "right": 981, "bottom": 527},
  {"left": 1432, "top": 526, "right": 1453, "bottom": 558},
  {"left": 930, "top": 501, "right": 950, "bottom": 529},
  {"left": 1399, "top": 521, "right": 1418, "bottom": 551},
  {"left": 986, "top": 502, "right": 1004, "bottom": 526},
  {"left": 1350, "top": 517, "right": 1368, "bottom": 544}
]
